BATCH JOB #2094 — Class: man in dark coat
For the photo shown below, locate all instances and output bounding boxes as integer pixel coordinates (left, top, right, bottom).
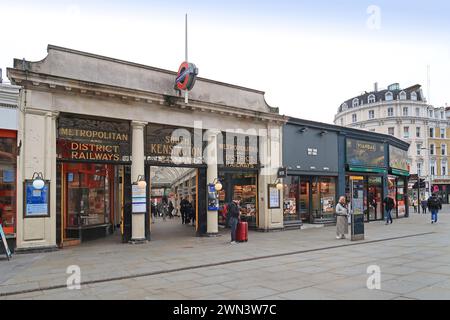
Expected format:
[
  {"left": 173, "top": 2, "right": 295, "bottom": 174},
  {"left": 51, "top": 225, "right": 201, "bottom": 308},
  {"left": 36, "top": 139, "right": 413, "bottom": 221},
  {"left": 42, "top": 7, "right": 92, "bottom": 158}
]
[
  {"left": 383, "top": 195, "right": 395, "bottom": 225},
  {"left": 180, "top": 197, "right": 190, "bottom": 224},
  {"left": 427, "top": 193, "right": 442, "bottom": 224}
]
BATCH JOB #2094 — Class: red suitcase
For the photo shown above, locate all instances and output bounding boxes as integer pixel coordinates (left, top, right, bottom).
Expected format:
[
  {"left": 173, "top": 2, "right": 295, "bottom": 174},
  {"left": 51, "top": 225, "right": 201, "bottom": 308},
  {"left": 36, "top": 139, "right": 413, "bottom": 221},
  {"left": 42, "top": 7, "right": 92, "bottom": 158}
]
[{"left": 236, "top": 221, "right": 248, "bottom": 242}]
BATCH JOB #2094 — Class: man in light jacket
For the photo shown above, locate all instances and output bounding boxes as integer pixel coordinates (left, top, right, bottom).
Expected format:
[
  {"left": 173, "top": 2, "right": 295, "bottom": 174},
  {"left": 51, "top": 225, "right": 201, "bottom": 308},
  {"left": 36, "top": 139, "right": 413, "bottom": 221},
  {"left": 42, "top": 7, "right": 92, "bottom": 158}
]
[{"left": 335, "top": 196, "right": 349, "bottom": 239}]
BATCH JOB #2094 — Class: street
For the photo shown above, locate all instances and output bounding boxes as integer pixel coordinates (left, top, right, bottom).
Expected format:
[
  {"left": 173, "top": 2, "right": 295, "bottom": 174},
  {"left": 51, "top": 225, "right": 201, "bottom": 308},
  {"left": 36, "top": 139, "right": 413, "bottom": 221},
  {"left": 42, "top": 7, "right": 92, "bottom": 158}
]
[{"left": 1, "top": 208, "right": 449, "bottom": 300}]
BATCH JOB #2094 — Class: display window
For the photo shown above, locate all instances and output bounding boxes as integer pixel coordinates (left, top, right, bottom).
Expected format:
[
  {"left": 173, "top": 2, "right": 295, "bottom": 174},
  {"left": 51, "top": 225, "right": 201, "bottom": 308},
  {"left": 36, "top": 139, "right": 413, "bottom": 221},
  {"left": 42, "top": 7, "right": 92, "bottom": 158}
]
[
  {"left": 218, "top": 172, "right": 257, "bottom": 227},
  {"left": 388, "top": 176, "right": 407, "bottom": 218},
  {"left": 64, "top": 163, "right": 113, "bottom": 227},
  {"left": 0, "top": 130, "right": 17, "bottom": 235},
  {"left": 283, "top": 176, "right": 300, "bottom": 222},
  {"left": 312, "top": 177, "right": 336, "bottom": 221}
]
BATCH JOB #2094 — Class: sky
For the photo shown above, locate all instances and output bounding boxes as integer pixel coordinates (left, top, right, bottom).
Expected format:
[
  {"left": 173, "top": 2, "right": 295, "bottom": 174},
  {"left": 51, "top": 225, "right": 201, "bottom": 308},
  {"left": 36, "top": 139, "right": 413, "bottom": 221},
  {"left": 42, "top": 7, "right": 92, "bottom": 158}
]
[{"left": 1, "top": 0, "right": 449, "bottom": 123}]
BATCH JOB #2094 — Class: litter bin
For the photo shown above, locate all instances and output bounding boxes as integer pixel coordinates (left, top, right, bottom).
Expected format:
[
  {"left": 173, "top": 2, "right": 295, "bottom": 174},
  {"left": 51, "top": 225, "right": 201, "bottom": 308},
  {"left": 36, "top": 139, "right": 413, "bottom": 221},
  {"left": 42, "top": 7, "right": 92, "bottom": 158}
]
[{"left": 351, "top": 212, "right": 364, "bottom": 241}]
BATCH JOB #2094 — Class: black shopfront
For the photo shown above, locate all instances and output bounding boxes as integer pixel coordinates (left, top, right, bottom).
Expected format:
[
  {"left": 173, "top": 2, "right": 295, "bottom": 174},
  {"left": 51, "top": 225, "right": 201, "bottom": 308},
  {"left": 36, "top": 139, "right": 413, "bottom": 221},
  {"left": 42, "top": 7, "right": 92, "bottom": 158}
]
[{"left": 282, "top": 120, "right": 339, "bottom": 225}]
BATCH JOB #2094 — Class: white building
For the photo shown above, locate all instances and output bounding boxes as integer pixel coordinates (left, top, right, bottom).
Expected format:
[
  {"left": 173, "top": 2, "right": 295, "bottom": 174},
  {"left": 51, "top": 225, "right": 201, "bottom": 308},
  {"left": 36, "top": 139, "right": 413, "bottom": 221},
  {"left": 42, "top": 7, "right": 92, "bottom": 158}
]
[{"left": 334, "top": 83, "right": 447, "bottom": 198}]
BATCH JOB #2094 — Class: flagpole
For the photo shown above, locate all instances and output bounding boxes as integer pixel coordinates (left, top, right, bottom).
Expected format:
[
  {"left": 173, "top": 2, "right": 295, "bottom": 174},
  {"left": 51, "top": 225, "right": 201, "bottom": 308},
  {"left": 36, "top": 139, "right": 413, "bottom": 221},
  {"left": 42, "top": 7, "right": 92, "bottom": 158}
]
[{"left": 185, "top": 13, "right": 189, "bottom": 104}]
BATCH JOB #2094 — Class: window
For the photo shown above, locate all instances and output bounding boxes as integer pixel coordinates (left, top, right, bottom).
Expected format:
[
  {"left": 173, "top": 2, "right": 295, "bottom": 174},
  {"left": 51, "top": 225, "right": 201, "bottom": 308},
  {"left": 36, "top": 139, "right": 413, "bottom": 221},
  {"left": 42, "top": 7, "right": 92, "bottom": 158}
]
[
  {"left": 403, "top": 107, "right": 409, "bottom": 116},
  {"left": 352, "top": 114, "right": 357, "bottom": 123},
  {"left": 403, "top": 126, "right": 410, "bottom": 138},
  {"left": 430, "top": 128, "right": 434, "bottom": 138},
  {"left": 368, "top": 110, "right": 375, "bottom": 119},
  {"left": 442, "top": 162, "right": 447, "bottom": 176},
  {"left": 411, "top": 92, "right": 417, "bottom": 101},
  {"left": 385, "top": 92, "right": 393, "bottom": 101},
  {"left": 430, "top": 144, "right": 435, "bottom": 155},
  {"left": 400, "top": 91, "right": 407, "bottom": 100},
  {"left": 431, "top": 163, "right": 436, "bottom": 176},
  {"left": 368, "top": 94, "right": 376, "bottom": 104},
  {"left": 387, "top": 107, "right": 394, "bottom": 117},
  {"left": 416, "top": 143, "right": 422, "bottom": 155},
  {"left": 441, "top": 111, "right": 445, "bottom": 119},
  {"left": 0, "top": 132, "right": 17, "bottom": 235},
  {"left": 416, "top": 127, "right": 421, "bottom": 138},
  {"left": 442, "top": 144, "right": 447, "bottom": 156},
  {"left": 352, "top": 98, "right": 359, "bottom": 108},
  {"left": 441, "top": 128, "right": 446, "bottom": 139},
  {"left": 429, "top": 110, "right": 433, "bottom": 118},
  {"left": 415, "top": 108, "right": 420, "bottom": 117},
  {"left": 388, "top": 127, "right": 395, "bottom": 136},
  {"left": 417, "top": 162, "right": 422, "bottom": 176}
]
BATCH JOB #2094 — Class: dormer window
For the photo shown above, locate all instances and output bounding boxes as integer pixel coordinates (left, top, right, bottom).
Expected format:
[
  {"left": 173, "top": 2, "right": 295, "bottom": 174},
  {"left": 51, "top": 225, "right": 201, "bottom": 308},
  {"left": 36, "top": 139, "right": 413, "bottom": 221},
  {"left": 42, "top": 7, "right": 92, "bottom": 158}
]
[
  {"left": 385, "top": 92, "right": 393, "bottom": 101},
  {"left": 411, "top": 92, "right": 417, "bottom": 101},
  {"left": 400, "top": 91, "right": 407, "bottom": 100},
  {"left": 341, "top": 103, "right": 348, "bottom": 111},
  {"left": 368, "top": 94, "right": 376, "bottom": 104},
  {"left": 352, "top": 98, "right": 359, "bottom": 108}
]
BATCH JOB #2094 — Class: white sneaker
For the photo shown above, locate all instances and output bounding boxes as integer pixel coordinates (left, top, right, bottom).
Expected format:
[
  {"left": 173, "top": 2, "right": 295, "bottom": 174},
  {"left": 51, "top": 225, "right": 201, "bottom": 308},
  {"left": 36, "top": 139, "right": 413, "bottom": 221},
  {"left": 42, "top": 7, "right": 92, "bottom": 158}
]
[
  {"left": 230, "top": 241, "right": 237, "bottom": 244},
  {"left": 336, "top": 236, "right": 341, "bottom": 239}
]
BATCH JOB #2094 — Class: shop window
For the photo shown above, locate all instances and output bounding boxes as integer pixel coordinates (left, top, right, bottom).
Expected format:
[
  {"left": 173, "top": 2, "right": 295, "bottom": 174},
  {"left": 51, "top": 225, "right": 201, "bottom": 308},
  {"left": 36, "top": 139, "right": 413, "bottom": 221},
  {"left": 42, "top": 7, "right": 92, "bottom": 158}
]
[
  {"left": 282, "top": 176, "right": 300, "bottom": 222},
  {"left": 0, "top": 133, "right": 17, "bottom": 235},
  {"left": 66, "top": 163, "right": 112, "bottom": 227},
  {"left": 311, "top": 177, "right": 336, "bottom": 222}
]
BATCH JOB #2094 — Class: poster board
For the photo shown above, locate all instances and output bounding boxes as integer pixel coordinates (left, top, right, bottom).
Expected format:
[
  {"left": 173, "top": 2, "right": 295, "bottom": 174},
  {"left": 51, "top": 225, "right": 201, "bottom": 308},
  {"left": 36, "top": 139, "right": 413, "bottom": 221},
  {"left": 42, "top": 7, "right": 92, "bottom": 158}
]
[
  {"left": 24, "top": 180, "right": 50, "bottom": 218},
  {"left": 132, "top": 185, "right": 147, "bottom": 213},
  {"left": 0, "top": 224, "right": 12, "bottom": 260},
  {"left": 268, "top": 184, "right": 280, "bottom": 209}
]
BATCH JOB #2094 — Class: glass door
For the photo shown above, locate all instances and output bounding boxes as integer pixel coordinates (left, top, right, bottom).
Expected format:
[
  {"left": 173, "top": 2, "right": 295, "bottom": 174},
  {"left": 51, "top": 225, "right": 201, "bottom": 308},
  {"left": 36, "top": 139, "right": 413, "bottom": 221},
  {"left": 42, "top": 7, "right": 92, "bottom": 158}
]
[
  {"left": 368, "top": 176, "right": 383, "bottom": 221},
  {"left": 299, "top": 178, "right": 310, "bottom": 222}
]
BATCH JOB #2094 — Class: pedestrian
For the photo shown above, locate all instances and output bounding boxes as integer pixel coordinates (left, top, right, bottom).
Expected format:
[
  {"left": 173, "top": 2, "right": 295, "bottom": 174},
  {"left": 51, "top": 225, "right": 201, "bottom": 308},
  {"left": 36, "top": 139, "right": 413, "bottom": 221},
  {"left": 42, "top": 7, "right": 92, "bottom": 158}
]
[
  {"left": 412, "top": 198, "right": 417, "bottom": 213},
  {"left": 335, "top": 196, "right": 349, "bottom": 239},
  {"left": 421, "top": 198, "right": 428, "bottom": 214},
  {"left": 159, "top": 196, "right": 169, "bottom": 221},
  {"left": 180, "top": 197, "right": 189, "bottom": 224},
  {"left": 228, "top": 196, "right": 241, "bottom": 244},
  {"left": 168, "top": 200, "right": 174, "bottom": 219},
  {"left": 189, "top": 199, "right": 196, "bottom": 226},
  {"left": 383, "top": 195, "right": 395, "bottom": 225},
  {"left": 427, "top": 193, "right": 442, "bottom": 224}
]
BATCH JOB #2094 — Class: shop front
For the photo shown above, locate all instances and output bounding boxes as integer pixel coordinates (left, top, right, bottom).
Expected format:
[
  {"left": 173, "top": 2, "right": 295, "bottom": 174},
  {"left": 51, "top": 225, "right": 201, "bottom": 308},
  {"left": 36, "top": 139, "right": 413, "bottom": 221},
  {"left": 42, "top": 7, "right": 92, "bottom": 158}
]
[
  {"left": 345, "top": 138, "right": 387, "bottom": 222},
  {"left": 0, "top": 129, "right": 17, "bottom": 250},
  {"left": 56, "top": 114, "right": 131, "bottom": 245},
  {"left": 282, "top": 120, "right": 339, "bottom": 226},
  {"left": 8, "top": 45, "right": 285, "bottom": 251},
  {"left": 388, "top": 145, "right": 410, "bottom": 218}
]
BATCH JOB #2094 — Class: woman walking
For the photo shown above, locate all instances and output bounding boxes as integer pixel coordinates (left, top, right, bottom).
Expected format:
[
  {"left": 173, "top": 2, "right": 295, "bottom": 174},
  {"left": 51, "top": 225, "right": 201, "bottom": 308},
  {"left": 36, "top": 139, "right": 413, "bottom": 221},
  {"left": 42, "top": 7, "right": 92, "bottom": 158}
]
[{"left": 335, "top": 196, "right": 349, "bottom": 239}]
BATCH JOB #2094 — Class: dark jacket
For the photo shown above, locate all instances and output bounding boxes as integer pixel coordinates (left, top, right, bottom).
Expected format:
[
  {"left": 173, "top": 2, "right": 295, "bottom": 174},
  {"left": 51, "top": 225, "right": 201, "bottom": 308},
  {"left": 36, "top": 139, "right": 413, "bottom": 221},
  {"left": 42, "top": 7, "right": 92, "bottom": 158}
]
[
  {"left": 383, "top": 196, "right": 395, "bottom": 211},
  {"left": 228, "top": 202, "right": 240, "bottom": 219},
  {"left": 427, "top": 196, "right": 442, "bottom": 211}
]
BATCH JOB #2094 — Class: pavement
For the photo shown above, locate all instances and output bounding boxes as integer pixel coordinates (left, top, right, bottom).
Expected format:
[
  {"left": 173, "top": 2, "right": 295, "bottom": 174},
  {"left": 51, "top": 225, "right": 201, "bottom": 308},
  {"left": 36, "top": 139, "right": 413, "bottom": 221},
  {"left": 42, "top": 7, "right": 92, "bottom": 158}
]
[{"left": 1, "top": 207, "right": 450, "bottom": 300}]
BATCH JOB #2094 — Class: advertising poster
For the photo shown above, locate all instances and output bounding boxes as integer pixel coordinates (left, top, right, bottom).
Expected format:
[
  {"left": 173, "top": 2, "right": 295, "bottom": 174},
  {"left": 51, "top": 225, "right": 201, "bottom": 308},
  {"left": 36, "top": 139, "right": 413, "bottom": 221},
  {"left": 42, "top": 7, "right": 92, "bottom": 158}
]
[
  {"left": 389, "top": 146, "right": 409, "bottom": 172},
  {"left": 25, "top": 182, "right": 49, "bottom": 217},
  {"left": 347, "top": 139, "right": 384, "bottom": 168},
  {"left": 268, "top": 185, "right": 280, "bottom": 209}
]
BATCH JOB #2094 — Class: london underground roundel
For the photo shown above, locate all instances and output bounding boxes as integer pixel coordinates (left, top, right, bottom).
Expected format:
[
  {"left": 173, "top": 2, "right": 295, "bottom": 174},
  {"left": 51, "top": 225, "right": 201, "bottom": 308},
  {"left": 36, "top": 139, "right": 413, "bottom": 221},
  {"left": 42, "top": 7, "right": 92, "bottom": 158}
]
[{"left": 176, "top": 61, "right": 198, "bottom": 91}]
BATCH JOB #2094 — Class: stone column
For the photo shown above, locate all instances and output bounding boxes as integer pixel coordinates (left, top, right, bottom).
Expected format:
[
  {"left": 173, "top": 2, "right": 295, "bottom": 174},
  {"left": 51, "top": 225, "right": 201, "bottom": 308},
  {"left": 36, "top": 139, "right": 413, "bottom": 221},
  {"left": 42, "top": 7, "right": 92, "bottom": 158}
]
[
  {"left": 205, "top": 130, "right": 219, "bottom": 235},
  {"left": 131, "top": 121, "right": 147, "bottom": 242}
]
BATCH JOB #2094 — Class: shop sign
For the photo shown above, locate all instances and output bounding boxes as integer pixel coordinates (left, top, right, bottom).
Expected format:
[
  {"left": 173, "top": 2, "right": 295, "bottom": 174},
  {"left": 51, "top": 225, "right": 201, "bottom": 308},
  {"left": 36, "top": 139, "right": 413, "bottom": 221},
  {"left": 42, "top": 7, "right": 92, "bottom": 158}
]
[
  {"left": 348, "top": 166, "right": 387, "bottom": 174},
  {"left": 145, "top": 124, "right": 205, "bottom": 164},
  {"left": 346, "top": 139, "right": 385, "bottom": 168},
  {"left": 57, "top": 115, "right": 131, "bottom": 163},
  {"left": 218, "top": 132, "right": 259, "bottom": 169},
  {"left": 391, "top": 168, "right": 410, "bottom": 177},
  {"left": 389, "top": 146, "right": 409, "bottom": 172}
]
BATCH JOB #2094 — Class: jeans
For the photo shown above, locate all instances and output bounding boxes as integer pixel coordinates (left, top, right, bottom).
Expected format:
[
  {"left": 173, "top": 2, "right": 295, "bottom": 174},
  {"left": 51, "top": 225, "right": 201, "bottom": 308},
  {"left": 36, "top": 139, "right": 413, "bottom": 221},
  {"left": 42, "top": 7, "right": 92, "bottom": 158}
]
[
  {"left": 431, "top": 210, "right": 438, "bottom": 222},
  {"left": 385, "top": 209, "right": 393, "bottom": 224},
  {"left": 229, "top": 217, "right": 239, "bottom": 242}
]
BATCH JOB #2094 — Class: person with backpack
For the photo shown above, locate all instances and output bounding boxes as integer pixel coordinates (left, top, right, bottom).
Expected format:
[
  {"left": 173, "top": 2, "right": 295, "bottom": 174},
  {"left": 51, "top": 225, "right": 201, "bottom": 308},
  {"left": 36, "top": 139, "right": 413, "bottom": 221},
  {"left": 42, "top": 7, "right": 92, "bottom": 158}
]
[
  {"left": 383, "top": 195, "right": 395, "bottom": 225},
  {"left": 427, "top": 193, "right": 442, "bottom": 224},
  {"left": 228, "top": 196, "right": 241, "bottom": 244}
]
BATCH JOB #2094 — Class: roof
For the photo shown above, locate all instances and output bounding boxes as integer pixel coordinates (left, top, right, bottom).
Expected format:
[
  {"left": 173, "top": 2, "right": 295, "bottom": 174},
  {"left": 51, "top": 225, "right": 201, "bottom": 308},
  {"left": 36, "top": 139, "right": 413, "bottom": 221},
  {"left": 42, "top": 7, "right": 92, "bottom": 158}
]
[{"left": 338, "top": 84, "right": 425, "bottom": 113}]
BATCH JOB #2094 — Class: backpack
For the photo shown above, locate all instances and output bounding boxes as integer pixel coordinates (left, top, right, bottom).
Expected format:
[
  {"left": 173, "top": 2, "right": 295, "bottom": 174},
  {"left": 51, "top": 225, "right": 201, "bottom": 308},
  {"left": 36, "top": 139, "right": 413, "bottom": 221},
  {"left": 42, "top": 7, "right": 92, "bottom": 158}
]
[{"left": 428, "top": 197, "right": 441, "bottom": 209}]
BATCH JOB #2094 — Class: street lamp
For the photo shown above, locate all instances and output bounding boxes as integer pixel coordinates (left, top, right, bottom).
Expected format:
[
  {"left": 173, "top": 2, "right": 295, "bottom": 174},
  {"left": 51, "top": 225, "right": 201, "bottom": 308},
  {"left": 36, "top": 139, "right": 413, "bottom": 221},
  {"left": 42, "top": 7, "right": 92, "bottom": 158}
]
[
  {"left": 31, "top": 172, "right": 45, "bottom": 190},
  {"left": 135, "top": 175, "right": 147, "bottom": 189}
]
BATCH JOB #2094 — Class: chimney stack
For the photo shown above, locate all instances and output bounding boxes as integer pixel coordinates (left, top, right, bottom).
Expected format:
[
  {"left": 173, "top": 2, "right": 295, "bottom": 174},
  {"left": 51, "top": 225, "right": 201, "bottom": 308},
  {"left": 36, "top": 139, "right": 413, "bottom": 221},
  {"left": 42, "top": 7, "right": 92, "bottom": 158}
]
[{"left": 374, "top": 82, "right": 378, "bottom": 92}]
